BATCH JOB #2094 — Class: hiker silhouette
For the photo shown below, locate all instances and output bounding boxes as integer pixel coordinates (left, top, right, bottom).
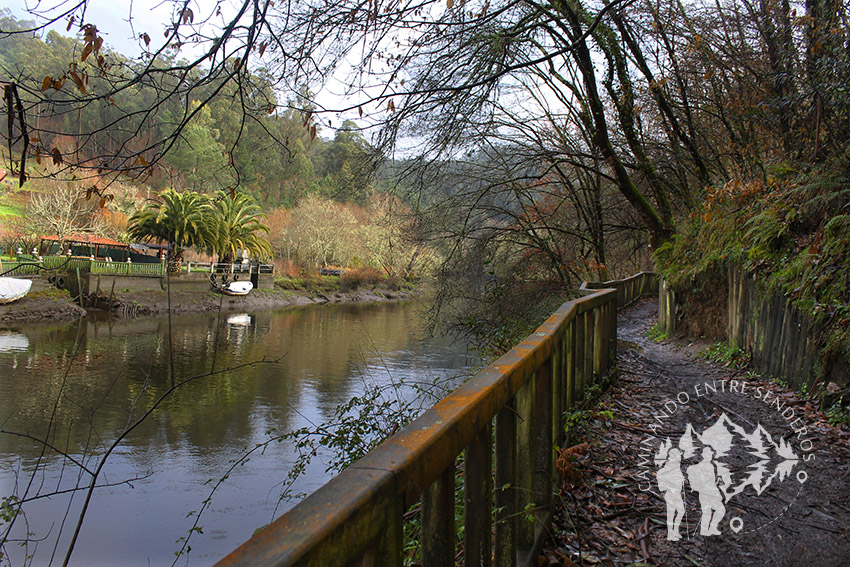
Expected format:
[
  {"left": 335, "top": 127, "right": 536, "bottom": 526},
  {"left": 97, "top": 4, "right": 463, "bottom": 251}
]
[
  {"left": 657, "top": 447, "right": 686, "bottom": 540},
  {"left": 687, "top": 446, "right": 726, "bottom": 535}
]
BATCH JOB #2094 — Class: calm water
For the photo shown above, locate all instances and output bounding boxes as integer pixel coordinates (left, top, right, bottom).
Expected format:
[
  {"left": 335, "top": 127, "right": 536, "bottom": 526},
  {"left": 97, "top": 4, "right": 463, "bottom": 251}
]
[{"left": 0, "top": 300, "right": 473, "bottom": 566}]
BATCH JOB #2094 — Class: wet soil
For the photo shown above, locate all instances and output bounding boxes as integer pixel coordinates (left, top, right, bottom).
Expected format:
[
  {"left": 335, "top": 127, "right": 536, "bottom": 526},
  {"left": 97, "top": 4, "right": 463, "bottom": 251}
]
[
  {"left": 0, "top": 286, "right": 418, "bottom": 328},
  {"left": 0, "top": 291, "right": 87, "bottom": 325},
  {"left": 104, "top": 287, "right": 418, "bottom": 317},
  {"left": 543, "top": 298, "right": 850, "bottom": 567}
]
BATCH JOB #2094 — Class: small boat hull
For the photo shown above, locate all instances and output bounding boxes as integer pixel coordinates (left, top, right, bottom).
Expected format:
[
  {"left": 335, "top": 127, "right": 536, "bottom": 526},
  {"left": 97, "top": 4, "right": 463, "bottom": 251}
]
[
  {"left": 0, "top": 277, "right": 32, "bottom": 304},
  {"left": 220, "top": 281, "right": 253, "bottom": 296}
]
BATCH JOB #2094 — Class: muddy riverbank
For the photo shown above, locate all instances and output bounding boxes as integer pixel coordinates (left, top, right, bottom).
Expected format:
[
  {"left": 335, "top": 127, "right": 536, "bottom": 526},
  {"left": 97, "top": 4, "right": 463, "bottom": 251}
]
[{"left": 0, "top": 285, "right": 419, "bottom": 327}]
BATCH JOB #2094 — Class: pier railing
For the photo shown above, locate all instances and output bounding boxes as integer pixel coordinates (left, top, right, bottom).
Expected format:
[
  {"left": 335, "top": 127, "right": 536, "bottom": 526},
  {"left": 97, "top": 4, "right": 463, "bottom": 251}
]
[
  {"left": 1, "top": 257, "right": 275, "bottom": 279},
  {"left": 0, "top": 260, "right": 41, "bottom": 275},
  {"left": 1, "top": 256, "right": 167, "bottom": 276},
  {"left": 90, "top": 260, "right": 167, "bottom": 276},
  {"left": 216, "top": 272, "right": 659, "bottom": 567}
]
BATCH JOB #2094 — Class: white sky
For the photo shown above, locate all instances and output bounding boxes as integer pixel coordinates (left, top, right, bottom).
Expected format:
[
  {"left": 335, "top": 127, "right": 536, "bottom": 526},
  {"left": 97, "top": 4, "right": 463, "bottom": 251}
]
[
  {"left": 3, "top": 0, "right": 562, "bottom": 152},
  {"left": 3, "top": 0, "right": 372, "bottom": 134},
  {"left": 5, "top": 0, "right": 180, "bottom": 57}
]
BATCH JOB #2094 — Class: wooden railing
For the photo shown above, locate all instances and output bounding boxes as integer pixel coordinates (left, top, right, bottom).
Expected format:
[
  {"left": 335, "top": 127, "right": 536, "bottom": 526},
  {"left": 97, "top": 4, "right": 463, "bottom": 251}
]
[
  {"left": 90, "top": 260, "right": 167, "bottom": 276},
  {"left": 580, "top": 272, "right": 660, "bottom": 309},
  {"left": 2, "top": 257, "right": 273, "bottom": 279},
  {"left": 216, "top": 272, "right": 659, "bottom": 567},
  {"left": 186, "top": 262, "right": 257, "bottom": 274},
  {"left": 40, "top": 256, "right": 91, "bottom": 271},
  {"left": 0, "top": 260, "right": 41, "bottom": 275}
]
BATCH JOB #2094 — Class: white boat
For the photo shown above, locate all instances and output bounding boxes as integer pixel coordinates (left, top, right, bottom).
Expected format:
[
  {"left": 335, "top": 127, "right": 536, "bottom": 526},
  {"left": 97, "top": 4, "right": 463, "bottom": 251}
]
[
  {"left": 220, "top": 281, "right": 253, "bottom": 296},
  {"left": 0, "top": 277, "right": 32, "bottom": 304}
]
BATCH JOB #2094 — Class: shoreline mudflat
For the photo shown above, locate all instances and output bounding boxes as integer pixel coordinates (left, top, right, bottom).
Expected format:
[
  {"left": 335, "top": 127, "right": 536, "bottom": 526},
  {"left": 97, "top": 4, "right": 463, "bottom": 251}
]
[{"left": 0, "top": 286, "right": 419, "bottom": 328}]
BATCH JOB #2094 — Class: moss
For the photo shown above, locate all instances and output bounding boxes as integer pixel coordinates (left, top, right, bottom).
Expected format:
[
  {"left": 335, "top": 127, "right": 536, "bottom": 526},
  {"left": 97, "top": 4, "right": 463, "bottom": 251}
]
[
  {"left": 29, "top": 288, "right": 71, "bottom": 300},
  {"left": 656, "top": 166, "right": 850, "bottom": 376}
]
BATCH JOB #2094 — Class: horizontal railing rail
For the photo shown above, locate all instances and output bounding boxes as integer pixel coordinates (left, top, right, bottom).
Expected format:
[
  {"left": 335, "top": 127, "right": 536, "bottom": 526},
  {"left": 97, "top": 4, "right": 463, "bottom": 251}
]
[
  {"left": 580, "top": 271, "right": 659, "bottom": 309},
  {"left": 40, "top": 256, "right": 91, "bottom": 271},
  {"left": 1, "top": 257, "right": 93, "bottom": 275},
  {"left": 185, "top": 262, "right": 275, "bottom": 275},
  {"left": 216, "top": 272, "right": 658, "bottom": 567}
]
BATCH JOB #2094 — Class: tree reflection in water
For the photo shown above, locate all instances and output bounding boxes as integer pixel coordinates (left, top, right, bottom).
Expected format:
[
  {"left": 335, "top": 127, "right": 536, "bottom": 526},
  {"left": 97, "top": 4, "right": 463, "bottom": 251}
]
[{"left": 0, "top": 300, "right": 473, "bottom": 566}]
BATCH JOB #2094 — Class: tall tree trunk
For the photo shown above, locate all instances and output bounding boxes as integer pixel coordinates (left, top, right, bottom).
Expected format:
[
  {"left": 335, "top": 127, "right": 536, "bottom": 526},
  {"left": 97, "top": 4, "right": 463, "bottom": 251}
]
[
  {"left": 167, "top": 247, "right": 183, "bottom": 274},
  {"left": 759, "top": 0, "right": 797, "bottom": 156},
  {"left": 805, "top": 0, "right": 841, "bottom": 157},
  {"left": 597, "top": 20, "right": 675, "bottom": 231},
  {"left": 557, "top": 0, "right": 672, "bottom": 246},
  {"left": 612, "top": 10, "right": 712, "bottom": 187}
]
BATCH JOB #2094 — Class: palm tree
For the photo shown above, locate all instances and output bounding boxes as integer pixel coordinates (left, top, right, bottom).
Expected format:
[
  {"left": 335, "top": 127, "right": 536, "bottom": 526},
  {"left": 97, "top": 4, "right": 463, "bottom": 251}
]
[
  {"left": 127, "top": 189, "right": 213, "bottom": 272},
  {"left": 207, "top": 191, "right": 272, "bottom": 263}
]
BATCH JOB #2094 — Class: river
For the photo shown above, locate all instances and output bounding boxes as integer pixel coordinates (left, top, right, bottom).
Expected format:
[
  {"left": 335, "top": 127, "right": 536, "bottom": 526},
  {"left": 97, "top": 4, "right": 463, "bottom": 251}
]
[{"left": 0, "top": 299, "right": 474, "bottom": 566}]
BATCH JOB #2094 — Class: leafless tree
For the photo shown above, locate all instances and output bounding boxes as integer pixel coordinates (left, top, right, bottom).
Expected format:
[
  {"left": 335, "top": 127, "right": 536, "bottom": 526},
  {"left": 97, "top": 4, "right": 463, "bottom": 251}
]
[{"left": 23, "top": 179, "right": 107, "bottom": 249}]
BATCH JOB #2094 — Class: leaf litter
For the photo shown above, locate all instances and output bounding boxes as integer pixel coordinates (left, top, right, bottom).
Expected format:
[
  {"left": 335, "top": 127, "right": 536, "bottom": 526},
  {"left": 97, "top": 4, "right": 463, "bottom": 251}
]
[{"left": 539, "top": 299, "right": 850, "bottom": 567}]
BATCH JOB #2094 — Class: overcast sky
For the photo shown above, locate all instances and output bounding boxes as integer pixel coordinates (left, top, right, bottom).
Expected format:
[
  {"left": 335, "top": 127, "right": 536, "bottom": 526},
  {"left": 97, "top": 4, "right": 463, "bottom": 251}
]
[
  {"left": 4, "top": 0, "right": 378, "bottom": 137},
  {"left": 5, "top": 0, "right": 185, "bottom": 57}
]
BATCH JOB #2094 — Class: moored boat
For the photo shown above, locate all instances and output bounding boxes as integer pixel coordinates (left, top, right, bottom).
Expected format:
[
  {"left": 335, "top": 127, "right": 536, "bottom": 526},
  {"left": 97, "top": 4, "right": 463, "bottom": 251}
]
[
  {"left": 0, "top": 277, "right": 32, "bottom": 304},
  {"left": 219, "top": 280, "right": 253, "bottom": 296}
]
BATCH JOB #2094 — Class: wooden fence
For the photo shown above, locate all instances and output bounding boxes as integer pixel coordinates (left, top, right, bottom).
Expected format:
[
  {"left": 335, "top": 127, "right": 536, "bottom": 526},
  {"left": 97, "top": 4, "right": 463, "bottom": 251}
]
[
  {"left": 727, "top": 265, "right": 818, "bottom": 387},
  {"left": 580, "top": 272, "right": 659, "bottom": 309},
  {"left": 216, "top": 272, "right": 659, "bottom": 567},
  {"left": 90, "top": 260, "right": 167, "bottom": 276},
  {"left": 1, "top": 256, "right": 167, "bottom": 276},
  {"left": 1, "top": 257, "right": 279, "bottom": 279},
  {"left": 185, "top": 262, "right": 275, "bottom": 275},
  {"left": 0, "top": 260, "right": 41, "bottom": 276},
  {"left": 657, "top": 265, "right": 818, "bottom": 389}
]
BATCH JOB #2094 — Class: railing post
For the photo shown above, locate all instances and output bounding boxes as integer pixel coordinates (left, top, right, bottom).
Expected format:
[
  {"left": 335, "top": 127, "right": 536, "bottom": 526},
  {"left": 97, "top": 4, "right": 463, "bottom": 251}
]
[
  {"left": 495, "top": 401, "right": 517, "bottom": 567},
  {"left": 583, "top": 311, "right": 593, "bottom": 389},
  {"left": 608, "top": 299, "right": 617, "bottom": 368},
  {"left": 515, "top": 377, "right": 535, "bottom": 555},
  {"left": 566, "top": 321, "right": 576, "bottom": 413},
  {"left": 422, "top": 463, "right": 456, "bottom": 566},
  {"left": 574, "top": 312, "right": 585, "bottom": 401},
  {"left": 465, "top": 424, "right": 492, "bottom": 567},
  {"left": 356, "top": 499, "right": 403, "bottom": 567},
  {"left": 532, "top": 359, "right": 553, "bottom": 529},
  {"left": 593, "top": 307, "right": 604, "bottom": 379},
  {"left": 551, "top": 334, "right": 563, "bottom": 448}
]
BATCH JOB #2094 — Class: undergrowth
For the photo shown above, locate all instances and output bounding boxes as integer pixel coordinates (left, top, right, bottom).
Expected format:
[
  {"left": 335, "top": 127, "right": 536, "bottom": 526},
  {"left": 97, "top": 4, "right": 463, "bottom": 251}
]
[
  {"left": 655, "top": 164, "right": 850, "bottom": 375},
  {"left": 699, "top": 342, "right": 751, "bottom": 369},
  {"left": 274, "top": 271, "right": 412, "bottom": 295},
  {"left": 646, "top": 323, "right": 668, "bottom": 342},
  {"left": 826, "top": 397, "right": 850, "bottom": 427},
  {"left": 562, "top": 381, "right": 614, "bottom": 441}
]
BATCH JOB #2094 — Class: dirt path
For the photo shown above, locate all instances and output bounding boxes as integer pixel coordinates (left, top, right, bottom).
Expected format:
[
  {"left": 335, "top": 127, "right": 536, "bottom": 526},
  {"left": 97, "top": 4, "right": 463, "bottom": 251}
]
[{"left": 544, "top": 298, "right": 850, "bottom": 567}]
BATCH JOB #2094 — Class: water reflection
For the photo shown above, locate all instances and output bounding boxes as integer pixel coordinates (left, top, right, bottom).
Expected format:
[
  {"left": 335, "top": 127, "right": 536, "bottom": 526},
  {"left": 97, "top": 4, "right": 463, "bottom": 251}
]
[
  {"left": 0, "top": 331, "right": 28, "bottom": 353},
  {"left": 0, "top": 300, "right": 472, "bottom": 566}
]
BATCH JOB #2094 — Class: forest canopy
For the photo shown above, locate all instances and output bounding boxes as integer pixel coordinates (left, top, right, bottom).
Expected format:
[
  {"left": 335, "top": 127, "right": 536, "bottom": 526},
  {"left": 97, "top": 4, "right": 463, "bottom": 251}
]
[{"left": 1, "top": 0, "right": 848, "bottom": 299}]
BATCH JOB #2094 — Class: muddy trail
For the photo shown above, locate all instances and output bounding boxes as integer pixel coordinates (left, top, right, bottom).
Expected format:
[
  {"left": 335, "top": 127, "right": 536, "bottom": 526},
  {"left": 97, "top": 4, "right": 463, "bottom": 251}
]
[{"left": 543, "top": 298, "right": 850, "bottom": 567}]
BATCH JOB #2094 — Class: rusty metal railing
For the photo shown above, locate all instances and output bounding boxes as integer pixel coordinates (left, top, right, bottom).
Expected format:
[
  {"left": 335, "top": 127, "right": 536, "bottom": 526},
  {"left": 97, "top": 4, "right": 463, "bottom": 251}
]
[{"left": 216, "top": 272, "right": 659, "bottom": 567}]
